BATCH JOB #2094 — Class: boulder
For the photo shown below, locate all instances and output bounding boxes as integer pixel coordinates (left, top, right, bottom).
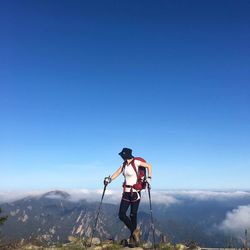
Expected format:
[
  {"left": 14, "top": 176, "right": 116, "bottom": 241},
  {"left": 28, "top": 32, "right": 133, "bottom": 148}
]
[
  {"left": 176, "top": 243, "right": 188, "bottom": 250},
  {"left": 87, "top": 237, "right": 101, "bottom": 245},
  {"left": 143, "top": 241, "right": 153, "bottom": 249},
  {"left": 68, "top": 235, "right": 79, "bottom": 243}
]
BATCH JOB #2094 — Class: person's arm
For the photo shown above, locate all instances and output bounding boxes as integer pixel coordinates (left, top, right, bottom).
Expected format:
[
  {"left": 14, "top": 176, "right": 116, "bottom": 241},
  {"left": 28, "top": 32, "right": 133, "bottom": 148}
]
[
  {"left": 104, "top": 165, "right": 124, "bottom": 185},
  {"left": 139, "top": 161, "right": 152, "bottom": 178},
  {"left": 110, "top": 166, "right": 123, "bottom": 181}
]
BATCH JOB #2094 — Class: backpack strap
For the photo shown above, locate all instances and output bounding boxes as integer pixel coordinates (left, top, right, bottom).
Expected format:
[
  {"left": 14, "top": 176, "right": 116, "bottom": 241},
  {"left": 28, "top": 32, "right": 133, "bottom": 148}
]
[
  {"left": 125, "top": 157, "right": 146, "bottom": 179},
  {"left": 130, "top": 159, "right": 140, "bottom": 180},
  {"left": 122, "top": 159, "right": 138, "bottom": 192},
  {"left": 122, "top": 161, "right": 127, "bottom": 175},
  {"left": 122, "top": 161, "right": 127, "bottom": 192},
  {"left": 123, "top": 158, "right": 145, "bottom": 190}
]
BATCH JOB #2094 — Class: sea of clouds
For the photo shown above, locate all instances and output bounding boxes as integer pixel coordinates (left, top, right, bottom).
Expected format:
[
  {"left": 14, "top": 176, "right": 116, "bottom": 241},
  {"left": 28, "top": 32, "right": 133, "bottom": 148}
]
[
  {"left": 1, "top": 189, "right": 250, "bottom": 236},
  {"left": 1, "top": 188, "right": 249, "bottom": 204},
  {"left": 219, "top": 204, "right": 250, "bottom": 236}
]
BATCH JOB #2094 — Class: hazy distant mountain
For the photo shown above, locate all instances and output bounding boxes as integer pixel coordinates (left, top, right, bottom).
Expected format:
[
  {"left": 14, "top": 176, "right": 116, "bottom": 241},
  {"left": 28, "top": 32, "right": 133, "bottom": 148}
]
[{"left": 1, "top": 190, "right": 250, "bottom": 247}]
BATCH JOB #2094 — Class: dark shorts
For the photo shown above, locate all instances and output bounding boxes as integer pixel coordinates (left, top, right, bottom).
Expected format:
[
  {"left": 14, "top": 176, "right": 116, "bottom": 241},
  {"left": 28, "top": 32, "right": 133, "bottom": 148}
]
[{"left": 122, "top": 192, "right": 141, "bottom": 203}]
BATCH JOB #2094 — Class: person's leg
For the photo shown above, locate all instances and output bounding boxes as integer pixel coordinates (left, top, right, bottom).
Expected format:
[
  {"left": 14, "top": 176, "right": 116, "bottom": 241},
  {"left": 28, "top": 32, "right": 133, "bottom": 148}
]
[
  {"left": 130, "top": 192, "right": 141, "bottom": 245},
  {"left": 130, "top": 193, "right": 141, "bottom": 233},
  {"left": 119, "top": 193, "right": 133, "bottom": 232}
]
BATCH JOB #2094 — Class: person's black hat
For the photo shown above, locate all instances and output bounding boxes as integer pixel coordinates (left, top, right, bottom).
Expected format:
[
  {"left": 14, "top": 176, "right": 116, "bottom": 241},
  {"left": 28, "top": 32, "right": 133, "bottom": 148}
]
[{"left": 119, "top": 148, "right": 134, "bottom": 160}]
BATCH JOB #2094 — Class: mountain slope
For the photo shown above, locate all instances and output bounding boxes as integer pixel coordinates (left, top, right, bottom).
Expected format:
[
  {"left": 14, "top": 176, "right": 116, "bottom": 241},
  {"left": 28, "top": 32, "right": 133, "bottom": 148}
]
[{"left": 1, "top": 190, "right": 249, "bottom": 247}]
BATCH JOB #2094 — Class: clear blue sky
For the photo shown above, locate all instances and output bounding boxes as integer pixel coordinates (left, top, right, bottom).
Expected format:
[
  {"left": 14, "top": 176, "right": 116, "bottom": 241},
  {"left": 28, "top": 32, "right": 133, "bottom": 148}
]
[{"left": 1, "top": 0, "right": 249, "bottom": 190}]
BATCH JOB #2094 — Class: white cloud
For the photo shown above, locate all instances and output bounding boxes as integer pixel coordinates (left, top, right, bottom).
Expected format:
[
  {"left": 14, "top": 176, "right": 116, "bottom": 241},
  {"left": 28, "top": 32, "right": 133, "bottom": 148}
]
[
  {"left": 166, "top": 190, "right": 250, "bottom": 201},
  {"left": 0, "top": 189, "right": 249, "bottom": 206},
  {"left": 66, "top": 189, "right": 179, "bottom": 206},
  {"left": 0, "top": 190, "right": 48, "bottom": 204},
  {"left": 219, "top": 205, "right": 250, "bottom": 234},
  {"left": 0, "top": 189, "right": 179, "bottom": 206},
  {"left": 141, "top": 191, "right": 180, "bottom": 206},
  {"left": 69, "top": 189, "right": 122, "bottom": 203}
]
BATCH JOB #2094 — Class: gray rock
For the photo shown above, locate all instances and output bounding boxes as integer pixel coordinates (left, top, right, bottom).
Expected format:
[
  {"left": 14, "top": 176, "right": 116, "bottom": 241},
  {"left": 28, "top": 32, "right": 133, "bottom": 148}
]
[{"left": 87, "top": 237, "right": 101, "bottom": 245}]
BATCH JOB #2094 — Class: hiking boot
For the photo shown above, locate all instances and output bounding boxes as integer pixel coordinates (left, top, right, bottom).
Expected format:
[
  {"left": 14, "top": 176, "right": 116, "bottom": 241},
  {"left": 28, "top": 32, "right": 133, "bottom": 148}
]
[
  {"left": 129, "top": 235, "right": 135, "bottom": 244},
  {"left": 132, "top": 228, "right": 141, "bottom": 244},
  {"left": 120, "top": 239, "right": 128, "bottom": 247},
  {"left": 128, "top": 236, "right": 135, "bottom": 248}
]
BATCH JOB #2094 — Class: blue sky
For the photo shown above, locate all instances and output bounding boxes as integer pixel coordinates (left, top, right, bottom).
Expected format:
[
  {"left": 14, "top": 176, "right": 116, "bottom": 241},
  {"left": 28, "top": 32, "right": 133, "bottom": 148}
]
[{"left": 1, "top": 0, "right": 250, "bottom": 191}]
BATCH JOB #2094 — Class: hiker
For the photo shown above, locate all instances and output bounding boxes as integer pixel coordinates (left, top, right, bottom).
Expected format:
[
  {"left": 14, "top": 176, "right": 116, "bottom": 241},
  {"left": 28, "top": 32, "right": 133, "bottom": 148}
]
[{"left": 104, "top": 148, "right": 152, "bottom": 245}]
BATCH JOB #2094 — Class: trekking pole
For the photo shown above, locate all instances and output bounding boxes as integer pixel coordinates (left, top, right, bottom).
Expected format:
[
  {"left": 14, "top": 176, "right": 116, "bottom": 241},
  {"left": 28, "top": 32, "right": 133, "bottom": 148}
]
[
  {"left": 148, "top": 184, "right": 156, "bottom": 250},
  {"left": 89, "top": 183, "right": 107, "bottom": 247}
]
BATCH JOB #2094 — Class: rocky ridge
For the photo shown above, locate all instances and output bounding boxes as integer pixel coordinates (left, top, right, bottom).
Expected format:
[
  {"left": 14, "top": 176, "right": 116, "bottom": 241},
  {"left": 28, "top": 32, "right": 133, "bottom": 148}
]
[{"left": 0, "top": 235, "right": 199, "bottom": 250}]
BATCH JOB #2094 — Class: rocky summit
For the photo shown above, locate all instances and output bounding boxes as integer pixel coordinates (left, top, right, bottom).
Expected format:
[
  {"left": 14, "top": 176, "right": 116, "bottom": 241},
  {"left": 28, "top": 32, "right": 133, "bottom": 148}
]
[{"left": 0, "top": 236, "right": 191, "bottom": 250}]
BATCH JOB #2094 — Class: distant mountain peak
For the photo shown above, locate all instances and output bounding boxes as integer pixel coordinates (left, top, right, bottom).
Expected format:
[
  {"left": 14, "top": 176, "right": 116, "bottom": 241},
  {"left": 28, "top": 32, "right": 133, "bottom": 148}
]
[{"left": 41, "top": 190, "right": 70, "bottom": 200}]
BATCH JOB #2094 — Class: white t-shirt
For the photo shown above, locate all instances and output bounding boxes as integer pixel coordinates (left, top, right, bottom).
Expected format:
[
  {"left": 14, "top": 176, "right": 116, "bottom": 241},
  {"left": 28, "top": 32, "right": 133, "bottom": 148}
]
[{"left": 123, "top": 159, "right": 142, "bottom": 192}]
